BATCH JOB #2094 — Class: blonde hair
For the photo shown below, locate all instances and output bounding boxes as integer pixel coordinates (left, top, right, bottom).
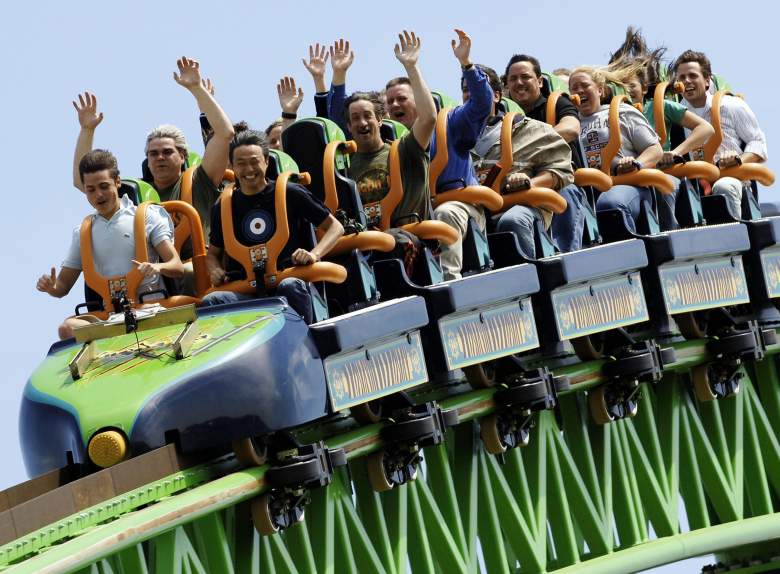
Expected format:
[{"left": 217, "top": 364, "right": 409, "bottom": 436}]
[
  {"left": 571, "top": 60, "right": 649, "bottom": 104},
  {"left": 574, "top": 59, "right": 648, "bottom": 89}
]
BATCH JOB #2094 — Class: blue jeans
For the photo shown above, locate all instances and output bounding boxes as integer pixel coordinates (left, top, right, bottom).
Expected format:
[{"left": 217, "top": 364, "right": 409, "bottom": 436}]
[
  {"left": 657, "top": 176, "right": 680, "bottom": 230},
  {"left": 496, "top": 205, "right": 545, "bottom": 258},
  {"left": 595, "top": 185, "right": 655, "bottom": 233},
  {"left": 550, "top": 184, "right": 586, "bottom": 252},
  {"left": 200, "top": 278, "right": 314, "bottom": 324}
]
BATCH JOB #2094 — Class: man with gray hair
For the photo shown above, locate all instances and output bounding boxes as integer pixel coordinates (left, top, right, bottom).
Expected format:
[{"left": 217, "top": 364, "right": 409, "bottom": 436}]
[{"left": 72, "top": 57, "right": 234, "bottom": 239}]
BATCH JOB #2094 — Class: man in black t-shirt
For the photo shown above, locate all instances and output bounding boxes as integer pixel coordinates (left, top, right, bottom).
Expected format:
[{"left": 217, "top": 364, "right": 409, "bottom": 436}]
[
  {"left": 504, "top": 54, "right": 586, "bottom": 252},
  {"left": 201, "top": 130, "right": 344, "bottom": 323}
]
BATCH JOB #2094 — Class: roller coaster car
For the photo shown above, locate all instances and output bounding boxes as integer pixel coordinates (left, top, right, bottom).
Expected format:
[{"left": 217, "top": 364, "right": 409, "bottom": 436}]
[
  {"left": 22, "top": 171, "right": 433, "bottom": 484},
  {"left": 596, "top": 94, "right": 775, "bottom": 403},
  {"left": 484, "top": 111, "right": 659, "bottom": 360},
  {"left": 373, "top": 106, "right": 559, "bottom": 430}
]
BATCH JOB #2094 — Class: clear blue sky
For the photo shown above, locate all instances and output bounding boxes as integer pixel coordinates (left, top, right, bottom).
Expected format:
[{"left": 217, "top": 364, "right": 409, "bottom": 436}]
[{"left": 1, "top": 1, "right": 775, "bottom": 570}]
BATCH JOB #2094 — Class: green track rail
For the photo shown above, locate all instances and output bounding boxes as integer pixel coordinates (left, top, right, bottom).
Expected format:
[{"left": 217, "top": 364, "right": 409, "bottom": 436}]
[{"left": 5, "top": 336, "right": 780, "bottom": 573}]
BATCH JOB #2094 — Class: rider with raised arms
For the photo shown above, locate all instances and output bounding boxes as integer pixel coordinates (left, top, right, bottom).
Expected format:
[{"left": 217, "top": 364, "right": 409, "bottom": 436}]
[{"left": 72, "top": 57, "right": 235, "bottom": 240}]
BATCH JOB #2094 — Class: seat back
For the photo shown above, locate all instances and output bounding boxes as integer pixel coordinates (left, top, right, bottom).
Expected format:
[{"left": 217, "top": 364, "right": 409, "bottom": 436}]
[
  {"left": 541, "top": 73, "right": 568, "bottom": 96},
  {"left": 282, "top": 117, "right": 346, "bottom": 204},
  {"left": 265, "top": 149, "right": 299, "bottom": 181},
  {"left": 141, "top": 151, "right": 201, "bottom": 184},
  {"left": 496, "top": 97, "right": 523, "bottom": 115},
  {"left": 175, "top": 167, "right": 235, "bottom": 255},
  {"left": 431, "top": 90, "right": 458, "bottom": 113},
  {"left": 119, "top": 179, "right": 160, "bottom": 205},
  {"left": 380, "top": 119, "right": 409, "bottom": 142}
]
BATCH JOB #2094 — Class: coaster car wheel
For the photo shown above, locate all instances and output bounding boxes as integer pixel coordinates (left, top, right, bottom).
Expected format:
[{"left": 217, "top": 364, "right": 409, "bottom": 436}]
[
  {"left": 251, "top": 492, "right": 305, "bottom": 536},
  {"left": 480, "top": 414, "right": 507, "bottom": 455},
  {"left": 692, "top": 363, "right": 742, "bottom": 402},
  {"left": 677, "top": 312, "right": 707, "bottom": 340},
  {"left": 692, "top": 365, "right": 717, "bottom": 402},
  {"left": 366, "top": 448, "right": 419, "bottom": 493},
  {"left": 572, "top": 334, "right": 605, "bottom": 361},
  {"left": 464, "top": 362, "right": 496, "bottom": 388},
  {"left": 232, "top": 437, "right": 268, "bottom": 467},
  {"left": 479, "top": 412, "right": 531, "bottom": 455},
  {"left": 367, "top": 450, "right": 394, "bottom": 492},
  {"left": 589, "top": 384, "right": 640, "bottom": 425},
  {"left": 708, "top": 331, "right": 757, "bottom": 356},
  {"left": 589, "top": 386, "right": 614, "bottom": 425},
  {"left": 252, "top": 493, "right": 278, "bottom": 536},
  {"left": 352, "top": 400, "right": 384, "bottom": 424}
]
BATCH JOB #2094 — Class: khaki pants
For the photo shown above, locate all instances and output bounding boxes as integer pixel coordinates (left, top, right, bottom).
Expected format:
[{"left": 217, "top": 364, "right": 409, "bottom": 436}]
[
  {"left": 712, "top": 176, "right": 745, "bottom": 219},
  {"left": 433, "top": 201, "right": 486, "bottom": 281}
]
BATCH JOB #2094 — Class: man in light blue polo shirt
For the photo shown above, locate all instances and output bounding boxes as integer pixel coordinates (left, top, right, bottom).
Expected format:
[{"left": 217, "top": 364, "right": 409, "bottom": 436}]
[{"left": 37, "top": 150, "right": 183, "bottom": 339}]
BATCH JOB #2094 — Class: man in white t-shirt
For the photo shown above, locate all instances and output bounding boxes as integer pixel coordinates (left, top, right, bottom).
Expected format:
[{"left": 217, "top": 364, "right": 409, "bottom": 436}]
[
  {"left": 673, "top": 49, "right": 768, "bottom": 218},
  {"left": 37, "top": 150, "right": 183, "bottom": 339}
]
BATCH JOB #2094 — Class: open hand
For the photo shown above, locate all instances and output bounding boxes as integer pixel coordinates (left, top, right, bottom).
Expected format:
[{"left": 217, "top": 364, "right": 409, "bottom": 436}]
[
  {"left": 451, "top": 29, "right": 472, "bottom": 67},
  {"left": 394, "top": 30, "right": 421, "bottom": 68},
  {"left": 329, "top": 39, "right": 354, "bottom": 74},
  {"left": 303, "top": 44, "right": 329, "bottom": 78},
  {"left": 173, "top": 56, "right": 202, "bottom": 90},
  {"left": 72, "top": 92, "right": 103, "bottom": 130},
  {"left": 277, "top": 76, "right": 304, "bottom": 114}
]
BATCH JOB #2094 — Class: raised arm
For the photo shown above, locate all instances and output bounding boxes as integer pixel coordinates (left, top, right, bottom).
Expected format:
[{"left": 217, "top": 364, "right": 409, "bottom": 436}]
[
  {"left": 303, "top": 44, "right": 330, "bottom": 118},
  {"left": 277, "top": 76, "right": 304, "bottom": 130},
  {"left": 174, "top": 57, "right": 235, "bottom": 186},
  {"left": 327, "top": 39, "right": 354, "bottom": 132},
  {"left": 71, "top": 92, "right": 104, "bottom": 192},
  {"left": 394, "top": 30, "right": 436, "bottom": 149},
  {"left": 303, "top": 43, "right": 329, "bottom": 93},
  {"left": 330, "top": 39, "right": 354, "bottom": 87},
  {"left": 448, "top": 29, "right": 491, "bottom": 149}
]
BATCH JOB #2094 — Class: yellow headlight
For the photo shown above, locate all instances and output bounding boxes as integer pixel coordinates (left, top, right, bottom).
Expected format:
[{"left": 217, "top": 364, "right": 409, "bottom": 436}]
[{"left": 88, "top": 430, "right": 128, "bottom": 468}]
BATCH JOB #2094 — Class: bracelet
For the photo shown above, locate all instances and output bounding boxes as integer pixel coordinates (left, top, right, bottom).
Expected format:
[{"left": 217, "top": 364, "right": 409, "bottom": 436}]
[
  {"left": 461, "top": 63, "right": 474, "bottom": 71},
  {"left": 281, "top": 112, "right": 297, "bottom": 120}
]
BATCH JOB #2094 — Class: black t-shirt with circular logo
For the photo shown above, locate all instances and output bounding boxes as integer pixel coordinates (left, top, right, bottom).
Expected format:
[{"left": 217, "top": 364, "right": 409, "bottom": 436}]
[{"left": 209, "top": 181, "right": 330, "bottom": 278}]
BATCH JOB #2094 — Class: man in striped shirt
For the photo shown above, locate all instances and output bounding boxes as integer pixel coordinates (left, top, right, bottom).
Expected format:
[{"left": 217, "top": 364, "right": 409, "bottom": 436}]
[{"left": 673, "top": 50, "right": 768, "bottom": 218}]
